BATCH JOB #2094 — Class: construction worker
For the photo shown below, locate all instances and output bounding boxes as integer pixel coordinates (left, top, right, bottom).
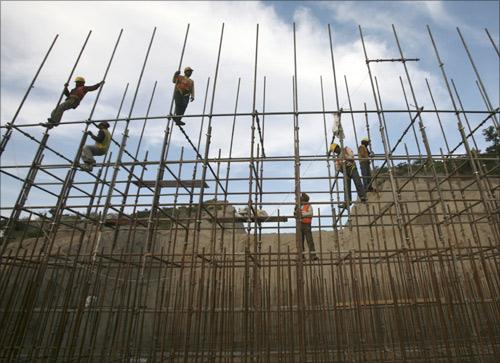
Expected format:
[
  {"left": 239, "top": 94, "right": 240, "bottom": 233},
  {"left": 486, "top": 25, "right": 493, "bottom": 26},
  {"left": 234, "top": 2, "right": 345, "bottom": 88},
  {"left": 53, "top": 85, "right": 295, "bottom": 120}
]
[
  {"left": 80, "top": 121, "right": 111, "bottom": 171},
  {"left": 171, "top": 66, "right": 195, "bottom": 126},
  {"left": 42, "top": 76, "right": 104, "bottom": 129},
  {"left": 296, "top": 193, "right": 318, "bottom": 260},
  {"left": 330, "top": 143, "right": 367, "bottom": 208},
  {"left": 358, "top": 137, "right": 374, "bottom": 192}
]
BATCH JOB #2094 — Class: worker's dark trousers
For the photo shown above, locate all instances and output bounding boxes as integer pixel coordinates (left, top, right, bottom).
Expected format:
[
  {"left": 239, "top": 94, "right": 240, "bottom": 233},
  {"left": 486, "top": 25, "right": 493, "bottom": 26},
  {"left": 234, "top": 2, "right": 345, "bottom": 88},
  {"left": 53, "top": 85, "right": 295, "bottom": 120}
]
[
  {"left": 359, "top": 160, "right": 372, "bottom": 190},
  {"left": 49, "top": 97, "right": 79, "bottom": 126},
  {"left": 173, "top": 91, "right": 190, "bottom": 122},
  {"left": 301, "top": 223, "right": 316, "bottom": 255},
  {"left": 344, "top": 165, "right": 366, "bottom": 203}
]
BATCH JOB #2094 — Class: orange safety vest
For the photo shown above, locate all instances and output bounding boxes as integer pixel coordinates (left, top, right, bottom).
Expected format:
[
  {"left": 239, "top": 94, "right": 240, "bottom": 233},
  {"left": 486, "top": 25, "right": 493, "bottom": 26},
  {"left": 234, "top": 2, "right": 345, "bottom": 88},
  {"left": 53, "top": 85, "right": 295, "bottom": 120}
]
[
  {"left": 69, "top": 85, "right": 88, "bottom": 100},
  {"left": 301, "top": 204, "right": 312, "bottom": 224},
  {"left": 175, "top": 75, "right": 193, "bottom": 95}
]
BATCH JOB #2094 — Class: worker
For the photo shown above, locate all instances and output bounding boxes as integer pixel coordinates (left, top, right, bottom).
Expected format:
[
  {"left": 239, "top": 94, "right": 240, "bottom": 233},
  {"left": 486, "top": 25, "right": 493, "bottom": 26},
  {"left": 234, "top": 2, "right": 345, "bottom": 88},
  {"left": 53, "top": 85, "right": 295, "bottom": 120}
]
[
  {"left": 42, "top": 76, "right": 104, "bottom": 129},
  {"left": 80, "top": 121, "right": 111, "bottom": 172},
  {"left": 296, "top": 193, "right": 318, "bottom": 260},
  {"left": 330, "top": 143, "right": 367, "bottom": 208},
  {"left": 171, "top": 66, "right": 195, "bottom": 126},
  {"left": 358, "top": 137, "right": 374, "bottom": 192}
]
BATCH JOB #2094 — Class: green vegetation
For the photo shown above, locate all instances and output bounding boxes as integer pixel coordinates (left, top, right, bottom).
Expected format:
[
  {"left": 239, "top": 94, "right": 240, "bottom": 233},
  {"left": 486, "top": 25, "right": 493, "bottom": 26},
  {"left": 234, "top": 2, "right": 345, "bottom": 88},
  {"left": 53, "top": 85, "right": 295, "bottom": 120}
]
[{"left": 374, "top": 126, "right": 500, "bottom": 177}]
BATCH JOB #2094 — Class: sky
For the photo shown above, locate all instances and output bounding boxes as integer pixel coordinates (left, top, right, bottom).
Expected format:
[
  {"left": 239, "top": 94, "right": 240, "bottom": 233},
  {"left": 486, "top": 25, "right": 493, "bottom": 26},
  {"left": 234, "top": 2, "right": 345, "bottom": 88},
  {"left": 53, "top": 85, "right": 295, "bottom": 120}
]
[{"left": 1, "top": 1, "right": 499, "bottom": 228}]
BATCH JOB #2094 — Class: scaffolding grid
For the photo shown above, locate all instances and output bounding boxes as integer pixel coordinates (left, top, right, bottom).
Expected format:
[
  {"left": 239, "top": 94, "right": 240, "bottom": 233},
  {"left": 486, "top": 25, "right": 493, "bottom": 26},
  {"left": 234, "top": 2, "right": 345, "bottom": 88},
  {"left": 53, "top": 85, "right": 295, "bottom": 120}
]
[{"left": 1, "top": 23, "right": 499, "bottom": 362}]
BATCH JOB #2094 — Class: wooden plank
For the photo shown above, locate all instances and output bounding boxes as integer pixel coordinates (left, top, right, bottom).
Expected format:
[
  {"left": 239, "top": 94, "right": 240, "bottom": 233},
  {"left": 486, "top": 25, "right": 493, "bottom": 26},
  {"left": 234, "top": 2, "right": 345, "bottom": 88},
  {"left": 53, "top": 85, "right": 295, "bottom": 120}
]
[
  {"left": 132, "top": 180, "right": 209, "bottom": 188},
  {"left": 208, "top": 216, "right": 288, "bottom": 223}
]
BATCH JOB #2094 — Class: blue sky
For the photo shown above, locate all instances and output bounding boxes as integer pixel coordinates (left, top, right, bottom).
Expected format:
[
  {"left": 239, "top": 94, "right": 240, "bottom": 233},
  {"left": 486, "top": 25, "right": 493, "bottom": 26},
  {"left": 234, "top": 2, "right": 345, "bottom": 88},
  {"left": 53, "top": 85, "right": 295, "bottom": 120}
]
[{"left": 1, "top": 1, "right": 499, "bottom": 229}]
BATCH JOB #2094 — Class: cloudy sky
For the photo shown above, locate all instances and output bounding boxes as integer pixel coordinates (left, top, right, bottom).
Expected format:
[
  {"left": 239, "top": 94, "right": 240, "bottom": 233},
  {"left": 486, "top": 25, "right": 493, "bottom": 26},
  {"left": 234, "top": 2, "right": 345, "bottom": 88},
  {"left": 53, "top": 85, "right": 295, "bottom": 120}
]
[{"left": 1, "top": 1, "right": 499, "bottom": 227}]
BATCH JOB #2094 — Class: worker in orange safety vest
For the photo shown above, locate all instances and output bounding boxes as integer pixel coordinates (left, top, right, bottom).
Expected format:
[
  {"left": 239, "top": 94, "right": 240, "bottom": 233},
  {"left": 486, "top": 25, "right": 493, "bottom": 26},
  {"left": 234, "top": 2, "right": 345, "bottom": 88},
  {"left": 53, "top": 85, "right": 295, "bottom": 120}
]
[
  {"left": 296, "top": 193, "right": 318, "bottom": 260},
  {"left": 171, "top": 66, "right": 195, "bottom": 126}
]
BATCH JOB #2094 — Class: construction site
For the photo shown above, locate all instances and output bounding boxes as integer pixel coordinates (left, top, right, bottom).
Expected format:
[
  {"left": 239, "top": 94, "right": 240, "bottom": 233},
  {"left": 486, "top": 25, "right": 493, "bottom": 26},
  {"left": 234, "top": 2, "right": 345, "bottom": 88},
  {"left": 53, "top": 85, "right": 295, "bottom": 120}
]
[{"left": 1, "top": 21, "right": 499, "bottom": 363}]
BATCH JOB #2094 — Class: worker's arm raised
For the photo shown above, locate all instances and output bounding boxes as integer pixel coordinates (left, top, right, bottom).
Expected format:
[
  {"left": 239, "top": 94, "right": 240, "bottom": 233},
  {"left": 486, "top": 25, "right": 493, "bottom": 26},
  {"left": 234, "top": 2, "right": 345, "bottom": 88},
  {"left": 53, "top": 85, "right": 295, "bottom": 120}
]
[{"left": 85, "top": 81, "right": 104, "bottom": 92}]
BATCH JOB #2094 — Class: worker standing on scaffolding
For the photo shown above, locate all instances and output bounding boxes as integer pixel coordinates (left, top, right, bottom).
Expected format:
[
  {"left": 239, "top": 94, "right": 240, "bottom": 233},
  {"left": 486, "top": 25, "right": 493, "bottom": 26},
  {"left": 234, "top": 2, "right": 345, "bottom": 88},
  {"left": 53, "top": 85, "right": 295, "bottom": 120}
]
[
  {"left": 330, "top": 143, "right": 367, "bottom": 208},
  {"left": 42, "top": 76, "right": 104, "bottom": 129},
  {"left": 171, "top": 66, "right": 195, "bottom": 126},
  {"left": 296, "top": 193, "right": 318, "bottom": 260},
  {"left": 80, "top": 121, "right": 111, "bottom": 172},
  {"left": 358, "top": 137, "right": 375, "bottom": 192}
]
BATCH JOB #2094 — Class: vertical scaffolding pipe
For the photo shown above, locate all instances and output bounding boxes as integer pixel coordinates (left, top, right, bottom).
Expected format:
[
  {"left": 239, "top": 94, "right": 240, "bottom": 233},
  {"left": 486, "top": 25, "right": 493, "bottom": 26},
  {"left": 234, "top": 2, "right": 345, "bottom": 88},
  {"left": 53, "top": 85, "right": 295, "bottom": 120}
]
[
  {"left": 358, "top": 25, "right": 407, "bottom": 248},
  {"left": 484, "top": 28, "right": 500, "bottom": 57},
  {"left": 327, "top": 24, "right": 350, "bottom": 212},
  {"left": 219, "top": 78, "right": 241, "bottom": 249},
  {"left": 320, "top": 77, "right": 336, "bottom": 228},
  {"left": 292, "top": 22, "right": 307, "bottom": 363},
  {"left": 456, "top": 27, "right": 499, "bottom": 130},
  {"left": 93, "top": 82, "right": 130, "bottom": 215},
  {"left": 0, "top": 34, "right": 58, "bottom": 156},
  {"left": 112, "top": 80, "right": 158, "bottom": 246},
  {"left": 94, "top": 26, "right": 156, "bottom": 258}
]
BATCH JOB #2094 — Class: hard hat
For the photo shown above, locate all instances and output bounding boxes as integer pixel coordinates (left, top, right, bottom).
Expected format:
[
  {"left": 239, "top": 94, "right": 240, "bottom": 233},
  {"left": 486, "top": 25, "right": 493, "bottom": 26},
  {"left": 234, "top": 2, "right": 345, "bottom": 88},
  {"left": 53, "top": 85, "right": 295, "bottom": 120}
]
[
  {"left": 361, "top": 137, "right": 370, "bottom": 143},
  {"left": 300, "top": 192, "right": 310, "bottom": 202},
  {"left": 184, "top": 66, "right": 193, "bottom": 72},
  {"left": 75, "top": 76, "right": 85, "bottom": 83},
  {"left": 98, "top": 121, "right": 110, "bottom": 128},
  {"left": 329, "top": 143, "right": 339, "bottom": 153}
]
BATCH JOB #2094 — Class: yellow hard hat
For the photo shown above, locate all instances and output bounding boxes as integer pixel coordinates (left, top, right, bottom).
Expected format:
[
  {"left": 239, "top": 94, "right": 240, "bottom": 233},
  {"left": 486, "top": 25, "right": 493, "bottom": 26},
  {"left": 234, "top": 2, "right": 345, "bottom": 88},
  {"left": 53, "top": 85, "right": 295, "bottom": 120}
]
[
  {"left": 361, "top": 137, "right": 370, "bottom": 143},
  {"left": 329, "top": 143, "right": 339, "bottom": 153},
  {"left": 184, "top": 66, "right": 193, "bottom": 72},
  {"left": 75, "top": 76, "right": 85, "bottom": 83}
]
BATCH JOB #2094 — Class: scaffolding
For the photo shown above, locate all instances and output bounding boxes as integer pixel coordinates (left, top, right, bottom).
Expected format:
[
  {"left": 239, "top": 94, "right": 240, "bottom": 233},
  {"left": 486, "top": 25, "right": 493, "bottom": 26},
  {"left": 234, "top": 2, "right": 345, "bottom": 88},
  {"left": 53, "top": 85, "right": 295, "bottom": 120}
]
[{"left": 0, "top": 23, "right": 499, "bottom": 362}]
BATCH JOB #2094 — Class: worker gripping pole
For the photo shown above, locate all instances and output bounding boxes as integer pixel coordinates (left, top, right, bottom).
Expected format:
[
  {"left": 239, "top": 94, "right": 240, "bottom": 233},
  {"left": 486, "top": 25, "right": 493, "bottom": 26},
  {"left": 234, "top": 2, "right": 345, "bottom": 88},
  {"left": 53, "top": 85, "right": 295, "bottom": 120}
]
[
  {"left": 1, "top": 30, "right": 92, "bottom": 252},
  {"left": 0, "top": 34, "right": 58, "bottom": 156},
  {"left": 42, "top": 29, "right": 123, "bottom": 254}
]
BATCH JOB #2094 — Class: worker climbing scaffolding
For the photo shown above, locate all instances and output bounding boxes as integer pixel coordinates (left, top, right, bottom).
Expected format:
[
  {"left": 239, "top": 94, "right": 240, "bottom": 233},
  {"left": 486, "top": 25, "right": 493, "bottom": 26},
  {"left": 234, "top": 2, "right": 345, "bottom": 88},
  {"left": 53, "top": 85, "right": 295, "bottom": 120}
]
[
  {"left": 358, "top": 137, "right": 375, "bottom": 192},
  {"left": 330, "top": 142, "right": 367, "bottom": 208},
  {"left": 41, "top": 76, "right": 104, "bottom": 129},
  {"left": 171, "top": 66, "right": 195, "bottom": 126},
  {"left": 80, "top": 121, "right": 111, "bottom": 172}
]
